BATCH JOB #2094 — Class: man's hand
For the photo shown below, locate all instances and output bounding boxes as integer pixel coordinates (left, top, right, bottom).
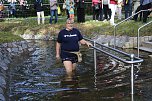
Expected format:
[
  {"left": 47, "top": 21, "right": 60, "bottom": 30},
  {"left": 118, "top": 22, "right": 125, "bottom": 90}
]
[
  {"left": 80, "top": 39, "right": 93, "bottom": 47},
  {"left": 86, "top": 41, "right": 93, "bottom": 47}
]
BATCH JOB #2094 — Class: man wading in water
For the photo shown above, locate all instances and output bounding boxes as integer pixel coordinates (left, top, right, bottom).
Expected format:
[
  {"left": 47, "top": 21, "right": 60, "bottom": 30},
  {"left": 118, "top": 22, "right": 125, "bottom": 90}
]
[{"left": 56, "top": 18, "right": 92, "bottom": 80}]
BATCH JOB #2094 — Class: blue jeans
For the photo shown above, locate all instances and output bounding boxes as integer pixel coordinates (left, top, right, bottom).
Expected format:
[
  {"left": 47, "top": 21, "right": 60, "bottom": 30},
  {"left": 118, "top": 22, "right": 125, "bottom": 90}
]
[
  {"left": 50, "top": 9, "right": 58, "bottom": 24},
  {"left": 124, "top": 4, "right": 132, "bottom": 19}
]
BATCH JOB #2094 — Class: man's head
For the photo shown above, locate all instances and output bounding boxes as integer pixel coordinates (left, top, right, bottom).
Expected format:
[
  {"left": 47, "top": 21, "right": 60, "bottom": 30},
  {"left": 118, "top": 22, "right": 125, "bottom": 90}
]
[{"left": 66, "top": 18, "right": 74, "bottom": 31}]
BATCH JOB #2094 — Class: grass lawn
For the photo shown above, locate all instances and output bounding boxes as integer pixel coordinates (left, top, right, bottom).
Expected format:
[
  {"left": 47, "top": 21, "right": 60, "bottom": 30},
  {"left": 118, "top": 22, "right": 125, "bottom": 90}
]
[{"left": 0, "top": 16, "right": 151, "bottom": 43}]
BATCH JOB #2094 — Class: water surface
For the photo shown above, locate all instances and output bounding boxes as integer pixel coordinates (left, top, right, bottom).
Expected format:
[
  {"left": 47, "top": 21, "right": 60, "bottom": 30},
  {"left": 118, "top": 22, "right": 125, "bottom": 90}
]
[{"left": 7, "top": 40, "right": 152, "bottom": 101}]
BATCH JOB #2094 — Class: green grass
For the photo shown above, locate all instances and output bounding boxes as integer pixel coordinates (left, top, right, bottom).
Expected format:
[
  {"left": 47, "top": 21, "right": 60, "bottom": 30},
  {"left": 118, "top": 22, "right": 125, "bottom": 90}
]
[
  {"left": 0, "top": 31, "right": 24, "bottom": 44},
  {"left": 115, "top": 20, "right": 152, "bottom": 37},
  {"left": 0, "top": 16, "right": 151, "bottom": 43}
]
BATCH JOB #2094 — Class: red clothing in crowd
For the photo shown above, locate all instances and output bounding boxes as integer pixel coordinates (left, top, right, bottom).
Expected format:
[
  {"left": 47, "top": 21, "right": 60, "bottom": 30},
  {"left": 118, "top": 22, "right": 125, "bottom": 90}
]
[
  {"left": 110, "top": 0, "right": 117, "bottom": 4},
  {"left": 92, "top": 0, "right": 100, "bottom": 6}
]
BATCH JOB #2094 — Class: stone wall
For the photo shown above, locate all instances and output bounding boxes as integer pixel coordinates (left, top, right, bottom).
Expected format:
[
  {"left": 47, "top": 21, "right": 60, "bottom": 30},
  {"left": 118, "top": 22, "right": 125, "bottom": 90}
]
[
  {"left": 94, "top": 35, "right": 152, "bottom": 48},
  {"left": 20, "top": 34, "right": 152, "bottom": 49},
  {"left": 0, "top": 41, "right": 35, "bottom": 101},
  {"left": 20, "top": 34, "right": 54, "bottom": 40}
]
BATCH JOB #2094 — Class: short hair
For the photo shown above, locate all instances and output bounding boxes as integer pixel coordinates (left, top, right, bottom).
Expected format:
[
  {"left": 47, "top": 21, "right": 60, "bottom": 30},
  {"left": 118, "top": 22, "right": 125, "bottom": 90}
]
[{"left": 66, "top": 18, "right": 74, "bottom": 24}]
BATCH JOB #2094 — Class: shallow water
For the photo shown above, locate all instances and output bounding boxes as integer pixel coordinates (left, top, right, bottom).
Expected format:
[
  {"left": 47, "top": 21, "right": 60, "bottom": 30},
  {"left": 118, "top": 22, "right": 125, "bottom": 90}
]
[{"left": 7, "top": 40, "right": 152, "bottom": 101}]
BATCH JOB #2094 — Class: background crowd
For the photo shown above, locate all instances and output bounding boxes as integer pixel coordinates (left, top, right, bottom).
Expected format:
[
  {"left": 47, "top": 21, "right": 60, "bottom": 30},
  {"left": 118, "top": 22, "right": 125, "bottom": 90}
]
[
  {"left": 0, "top": 0, "right": 28, "bottom": 18},
  {"left": 0, "top": 0, "right": 152, "bottom": 25},
  {"left": 91, "top": 0, "right": 152, "bottom": 25}
]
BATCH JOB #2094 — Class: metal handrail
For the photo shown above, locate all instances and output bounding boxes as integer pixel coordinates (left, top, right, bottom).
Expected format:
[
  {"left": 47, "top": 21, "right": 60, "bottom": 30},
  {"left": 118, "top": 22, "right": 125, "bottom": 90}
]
[
  {"left": 84, "top": 37, "right": 143, "bottom": 95},
  {"left": 137, "top": 20, "right": 152, "bottom": 57},
  {"left": 114, "top": 9, "right": 151, "bottom": 48},
  {"left": 85, "top": 37, "right": 143, "bottom": 62},
  {"left": 92, "top": 46, "right": 143, "bottom": 64}
]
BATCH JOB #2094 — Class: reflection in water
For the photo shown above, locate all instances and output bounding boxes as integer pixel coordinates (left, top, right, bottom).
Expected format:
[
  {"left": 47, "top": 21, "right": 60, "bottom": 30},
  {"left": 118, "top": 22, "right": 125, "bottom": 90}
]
[
  {"left": 60, "top": 76, "right": 81, "bottom": 100},
  {"left": 131, "top": 94, "right": 134, "bottom": 101},
  {"left": 7, "top": 40, "right": 152, "bottom": 101}
]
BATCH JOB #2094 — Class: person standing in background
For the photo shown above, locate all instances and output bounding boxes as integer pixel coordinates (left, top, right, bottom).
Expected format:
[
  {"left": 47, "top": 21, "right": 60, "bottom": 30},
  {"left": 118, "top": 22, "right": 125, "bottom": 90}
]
[
  {"left": 140, "top": 0, "right": 152, "bottom": 23},
  {"left": 76, "top": 0, "right": 85, "bottom": 23},
  {"left": 117, "top": 0, "right": 123, "bottom": 20},
  {"left": 8, "top": 0, "right": 17, "bottom": 18},
  {"left": 65, "top": 0, "right": 74, "bottom": 19},
  {"left": 0, "top": 1, "right": 4, "bottom": 19},
  {"left": 92, "top": 0, "right": 101, "bottom": 21},
  {"left": 123, "top": 0, "right": 132, "bottom": 19},
  {"left": 132, "top": 0, "right": 140, "bottom": 14},
  {"left": 134, "top": 0, "right": 152, "bottom": 23},
  {"left": 102, "top": 0, "right": 111, "bottom": 21},
  {"left": 99, "top": 0, "right": 103, "bottom": 21},
  {"left": 34, "top": 0, "right": 45, "bottom": 25},
  {"left": 69, "top": 0, "right": 75, "bottom": 21},
  {"left": 19, "top": 0, "right": 27, "bottom": 18},
  {"left": 50, "top": 0, "right": 58, "bottom": 24},
  {"left": 0, "top": 1, "right": 4, "bottom": 12},
  {"left": 133, "top": 0, "right": 143, "bottom": 21},
  {"left": 109, "top": 0, "right": 117, "bottom": 25}
]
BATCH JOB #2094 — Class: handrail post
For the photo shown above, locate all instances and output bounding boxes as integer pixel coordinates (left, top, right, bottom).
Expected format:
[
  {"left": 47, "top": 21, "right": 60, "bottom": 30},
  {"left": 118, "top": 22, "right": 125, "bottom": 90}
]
[
  {"left": 114, "top": 25, "right": 116, "bottom": 48},
  {"left": 137, "top": 21, "right": 152, "bottom": 57},
  {"left": 130, "top": 54, "right": 134, "bottom": 94},
  {"left": 94, "top": 41, "right": 97, "bottom": 71},
  {"left": 131, "top": 94, "right": 134, "bottom": 101},
  {"left": 93, "top": 41, "right": 97, "bottom": 88}
]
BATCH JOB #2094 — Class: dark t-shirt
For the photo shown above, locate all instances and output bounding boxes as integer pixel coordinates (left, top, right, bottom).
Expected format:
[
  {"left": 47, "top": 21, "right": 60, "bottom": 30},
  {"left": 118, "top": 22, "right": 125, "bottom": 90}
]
[
  {"left": 34, "top": 1, "right": 43, "bottom": 12},
  {"left": 57, "top": 28, "right": 83, "bottom": 51},
  {"left": 76, "top": 0, "right": 85, "bottom": 8}
]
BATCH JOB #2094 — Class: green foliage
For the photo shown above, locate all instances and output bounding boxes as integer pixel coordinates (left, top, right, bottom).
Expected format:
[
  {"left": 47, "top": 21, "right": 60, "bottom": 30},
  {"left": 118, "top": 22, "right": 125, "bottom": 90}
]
[
  {"left": 0, "top": 16, "right": 151, "bottom": 44},
  {"left": 0, "top": 31, "right": 24, "bottom": 44},
  {"left": 115, "top": 20, "right": 152, "bottom": 37}
]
